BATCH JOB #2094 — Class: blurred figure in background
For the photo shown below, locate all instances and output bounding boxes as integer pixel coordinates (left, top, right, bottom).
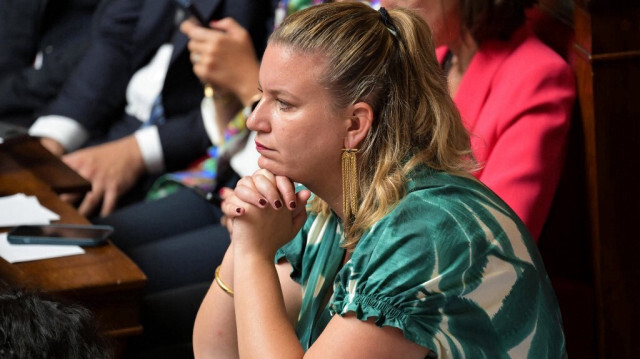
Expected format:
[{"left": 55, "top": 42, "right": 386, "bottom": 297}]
[
  {"left": 28, "top": 0, "right": 272, "bottom": 219},
  {"left": 0, "top": 0, "right": 102, "bottom": 127},
  {"left": 22, "top": 0, "right": 272, "bottom": 357},
  {"left": 382, "top": 0, "right": 576, "bottom": 240}
]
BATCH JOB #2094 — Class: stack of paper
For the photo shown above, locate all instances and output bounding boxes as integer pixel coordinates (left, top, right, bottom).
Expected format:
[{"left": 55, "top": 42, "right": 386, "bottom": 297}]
[
  {"left": 0, "top": 193, "right": 60, "bottom": 226},
  {"left": 0, "top": 193, "right": 84, "bottom": 263},
  {"left": 0, "top": 233, "right": 84, "bottom": 263}
]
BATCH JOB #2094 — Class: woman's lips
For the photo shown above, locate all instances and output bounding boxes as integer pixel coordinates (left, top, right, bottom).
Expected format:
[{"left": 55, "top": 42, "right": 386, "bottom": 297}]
[{"left": 255, "top": 140, "right": 271, "bottom": 152}]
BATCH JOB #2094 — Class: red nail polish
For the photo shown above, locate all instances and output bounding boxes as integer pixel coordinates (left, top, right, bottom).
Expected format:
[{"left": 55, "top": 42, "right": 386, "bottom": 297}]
[
  {"left": 236, "top": 207, "right": 242, "bottom": 214},
  {"left": 259, "top": 198, "right": 267, "bottom": 206},
  {"left": 274, "top": 200, "right": 282, "bottom": 209},
  {"left": 289, "top": 201, "right": 297, "bottom": 209}
]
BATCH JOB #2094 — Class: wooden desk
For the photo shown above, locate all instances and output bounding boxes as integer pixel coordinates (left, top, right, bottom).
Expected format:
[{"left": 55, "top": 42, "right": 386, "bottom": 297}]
[
  {"left": 0, "top": 138, "right": 147, "bottom": 339},
  {"left": 2, "top": 136, "right": 92, "bottom": 194}
]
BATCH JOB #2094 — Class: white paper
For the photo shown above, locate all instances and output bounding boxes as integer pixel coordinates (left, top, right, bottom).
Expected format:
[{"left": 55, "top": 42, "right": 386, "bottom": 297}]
[
  {"left": 0, "top": 233, "right": 84, "bottom": 263},
  {"left": 0, "top": 193, "right": 60, "bottom": 227}
]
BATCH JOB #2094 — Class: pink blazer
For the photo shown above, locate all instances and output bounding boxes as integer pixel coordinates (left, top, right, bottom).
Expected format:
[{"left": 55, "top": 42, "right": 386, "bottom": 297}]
[{"left": 437, "top": 25, "right": 576, "bottom": 240}]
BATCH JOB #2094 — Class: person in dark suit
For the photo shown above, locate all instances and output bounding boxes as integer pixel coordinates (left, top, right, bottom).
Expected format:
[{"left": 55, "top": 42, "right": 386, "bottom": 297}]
[
  {"left": 0, "top": 0, "right": 102, "bottom": 128},
  {"left": 28, "top": 0, "right": 273, "bottom": 218},
  {"left": 26, "top": 1, "right": 272, "bottom": 356}
]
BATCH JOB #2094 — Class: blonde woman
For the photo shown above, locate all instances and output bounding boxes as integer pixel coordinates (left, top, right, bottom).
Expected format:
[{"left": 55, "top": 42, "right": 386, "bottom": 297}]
[{"left": 194, "top": 3, "right": 566, "bottom": 358}]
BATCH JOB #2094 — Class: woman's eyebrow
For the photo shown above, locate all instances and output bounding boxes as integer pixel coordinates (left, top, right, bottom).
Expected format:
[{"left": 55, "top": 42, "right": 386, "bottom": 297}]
[{"left": 260, "top": 83, "right": 300, "bottom": 102}]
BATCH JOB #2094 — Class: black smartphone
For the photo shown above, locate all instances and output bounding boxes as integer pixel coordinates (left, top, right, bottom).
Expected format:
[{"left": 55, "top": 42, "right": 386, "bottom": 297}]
[
  {"left": 8, "top": 224, "right": 113, "bottom": 247},
  {"left": 174, "top": 0, "right": 208, "bottom": 25}
]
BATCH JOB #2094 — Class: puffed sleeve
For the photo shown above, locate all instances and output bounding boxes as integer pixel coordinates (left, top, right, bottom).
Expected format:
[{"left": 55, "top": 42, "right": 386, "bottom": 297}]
[{"left": 329, "top": 187, "right": 565, "bottom": 358}]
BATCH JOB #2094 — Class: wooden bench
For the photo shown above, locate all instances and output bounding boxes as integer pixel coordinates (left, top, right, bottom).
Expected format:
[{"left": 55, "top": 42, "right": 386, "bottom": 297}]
[{"left": 532, "top": 1, "right": 640, "bottom": 357}]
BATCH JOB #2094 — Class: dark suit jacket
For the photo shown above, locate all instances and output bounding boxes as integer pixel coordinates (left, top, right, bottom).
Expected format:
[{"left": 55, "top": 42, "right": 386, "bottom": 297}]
[
  {"left": 0, "top": 0, "right": 101, "bottom": 127},
  {"left": 44, "top": 0, "right": 274, "bottom": 171}
]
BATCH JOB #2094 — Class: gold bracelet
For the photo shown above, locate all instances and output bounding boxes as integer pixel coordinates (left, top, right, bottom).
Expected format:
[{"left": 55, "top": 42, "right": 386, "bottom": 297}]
[{"left": 214, "top": 265, "right": 234, "bottom": 297}]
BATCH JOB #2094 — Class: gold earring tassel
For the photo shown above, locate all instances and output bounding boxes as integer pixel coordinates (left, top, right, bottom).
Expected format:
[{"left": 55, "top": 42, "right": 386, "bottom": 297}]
[{"left": 342, "top": 148, "right": 359, "bottom": 220}]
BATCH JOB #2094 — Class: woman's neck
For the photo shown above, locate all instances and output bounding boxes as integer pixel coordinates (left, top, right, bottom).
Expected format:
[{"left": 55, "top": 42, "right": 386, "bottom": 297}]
[
  {"left": 324, "top": 190, "right": 345, "bottom": 222},
  {"left": 446, "top": 31, "right": 478, "bottom": 98},
  {"left": 305, "top": 174, "right": 346, "bottom": 222}
]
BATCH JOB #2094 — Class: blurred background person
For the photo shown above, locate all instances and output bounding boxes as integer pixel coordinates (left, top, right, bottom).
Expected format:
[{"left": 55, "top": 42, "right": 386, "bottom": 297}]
[
  {"left": 26, "top": 0, "right": 275, "bottom": 357},
  {"left": 27, "top": 0, "right": 272, "bottom": 219},
  {"left": 0, "top": 0, "right": 102, "bottom": 127},
  {"left": 23, "top": 0, "right": 272, "bottom": 357},
  {"left": 382, "top": 0, "right": 576, "bottom": 240}
]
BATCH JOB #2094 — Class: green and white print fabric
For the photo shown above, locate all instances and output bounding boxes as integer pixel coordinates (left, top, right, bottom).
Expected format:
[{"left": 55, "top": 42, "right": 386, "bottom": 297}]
[{"left": 276, "top": 165, "right": 566, "bottom": 358}]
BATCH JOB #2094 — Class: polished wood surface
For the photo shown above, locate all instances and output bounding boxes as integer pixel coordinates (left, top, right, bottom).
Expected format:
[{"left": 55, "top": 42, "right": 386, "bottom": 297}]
[
  {"left": 0, "top": 139, "right": 147, "bottom": 338},
  {"left": 529, "top": 2, "right": 596, "bottom": 358},
  {"left": 2, "top": 137, "right": 91, "bottom": 194},
  {"left": 573, "top": 2, "right": 640, "bottom": 357},
  {"left": 534, "top": 1, "right": 640, "bottom": 358}
]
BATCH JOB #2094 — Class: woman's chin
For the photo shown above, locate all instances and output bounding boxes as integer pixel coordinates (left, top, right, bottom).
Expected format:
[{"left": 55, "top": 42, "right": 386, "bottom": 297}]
[
  {"left": 257, "top": 158, "right": 287, "bottom": 178},
  {"left": 257, "top": 157, "right": 272, "bottom": 171}
]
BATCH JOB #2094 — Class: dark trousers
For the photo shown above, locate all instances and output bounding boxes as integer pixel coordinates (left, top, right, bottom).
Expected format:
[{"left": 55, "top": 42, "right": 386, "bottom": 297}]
[{"left": 95, "top": 187, "right": 231, "bottom": 358}]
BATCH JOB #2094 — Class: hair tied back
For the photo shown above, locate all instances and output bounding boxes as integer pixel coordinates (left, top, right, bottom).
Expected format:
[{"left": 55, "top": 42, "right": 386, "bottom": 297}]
[{"left": 378, "top": 7, "right": 397, "bottom": 36}]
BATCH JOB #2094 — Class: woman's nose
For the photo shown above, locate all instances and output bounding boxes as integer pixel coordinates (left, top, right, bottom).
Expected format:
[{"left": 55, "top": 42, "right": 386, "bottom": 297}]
[{"left": 246, "top": 98, "right": 268, "bottom": 132}]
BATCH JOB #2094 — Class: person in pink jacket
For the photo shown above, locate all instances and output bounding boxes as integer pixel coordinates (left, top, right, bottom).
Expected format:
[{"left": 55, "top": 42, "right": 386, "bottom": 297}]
[{"left": 383, "top": 0, "right": 576, "bottom": 240}]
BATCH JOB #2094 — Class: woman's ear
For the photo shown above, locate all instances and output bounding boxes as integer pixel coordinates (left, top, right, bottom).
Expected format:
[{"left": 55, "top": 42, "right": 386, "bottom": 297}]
[{"left": 344, "top": 101, "right": 373, "bottom": 149}]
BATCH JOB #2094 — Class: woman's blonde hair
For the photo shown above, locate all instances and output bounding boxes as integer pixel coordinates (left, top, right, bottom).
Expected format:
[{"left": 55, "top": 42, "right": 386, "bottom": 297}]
[{"left": 270, "top": 2, "right": 475, "bottom": 250}]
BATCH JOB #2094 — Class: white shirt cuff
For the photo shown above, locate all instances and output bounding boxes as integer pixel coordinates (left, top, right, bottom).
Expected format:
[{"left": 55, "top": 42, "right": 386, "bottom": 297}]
[
  {"left": 134, "top": 126, "right": 165, "bottom": 174},
  {"left": 29, "top": 116, "right": 89, "bottom": 152},
  {"left": 230, "top": 131, "right": 260, "bottom": 177},
  {"left": 201, "top": 96, "right": 222, "bottom": 146}
]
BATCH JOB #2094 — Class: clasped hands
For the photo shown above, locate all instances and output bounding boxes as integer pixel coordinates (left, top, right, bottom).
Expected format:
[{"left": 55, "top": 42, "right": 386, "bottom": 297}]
[{"left": 220, "top": 169, "right": 311, "bottom": 260}]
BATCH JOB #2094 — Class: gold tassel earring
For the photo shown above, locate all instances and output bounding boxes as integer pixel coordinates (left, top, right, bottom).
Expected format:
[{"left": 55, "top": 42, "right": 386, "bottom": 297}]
[{"left": 341, "top": 148, "right": 359, "bottom": 220}]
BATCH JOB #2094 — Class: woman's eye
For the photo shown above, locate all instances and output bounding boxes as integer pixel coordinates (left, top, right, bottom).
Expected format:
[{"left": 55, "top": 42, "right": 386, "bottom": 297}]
[{"left": 277, "top": 99, "right": 291, "bottom": 111}]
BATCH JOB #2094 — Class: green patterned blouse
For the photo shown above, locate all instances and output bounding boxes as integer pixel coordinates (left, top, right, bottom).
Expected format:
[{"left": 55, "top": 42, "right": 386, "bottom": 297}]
[{"left": 276, "top": 165, "right": 566, "bottom": 358}]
